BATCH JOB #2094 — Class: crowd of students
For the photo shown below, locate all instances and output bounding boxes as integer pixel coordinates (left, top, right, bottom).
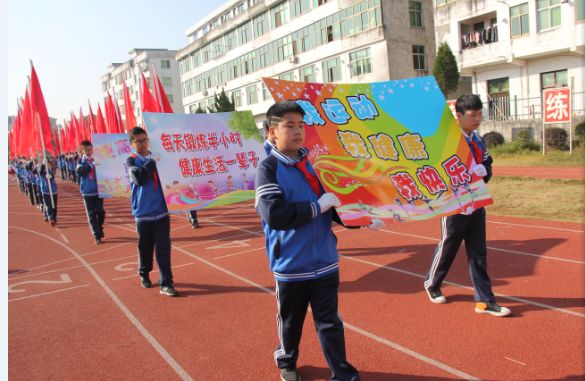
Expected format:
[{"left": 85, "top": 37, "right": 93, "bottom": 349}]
[{"left": 10, "top": 96, "right": 511, "bottom": 381}]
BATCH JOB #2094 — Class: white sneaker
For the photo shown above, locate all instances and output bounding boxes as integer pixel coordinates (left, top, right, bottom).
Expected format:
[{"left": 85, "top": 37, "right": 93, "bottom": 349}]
[
  {"left": 425, "top": 287, "right": 447, "bottom": 304},
  {"left": 475, "top": 302, "right": 512, "bottom": 317}
]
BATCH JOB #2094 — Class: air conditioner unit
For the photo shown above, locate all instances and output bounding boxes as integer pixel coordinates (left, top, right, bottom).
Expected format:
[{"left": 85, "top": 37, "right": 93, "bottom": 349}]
[
  {"left": 289, "top": 56, "right": 298, "bottom": 64},
  {"left": 202, "top": 90, "right": 208, "bottom": 96}
]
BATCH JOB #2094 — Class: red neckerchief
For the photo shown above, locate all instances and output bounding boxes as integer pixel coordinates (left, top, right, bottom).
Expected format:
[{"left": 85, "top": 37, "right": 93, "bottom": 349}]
[{"left": 294, "top": 157, "right": 322, "bottom": 197}]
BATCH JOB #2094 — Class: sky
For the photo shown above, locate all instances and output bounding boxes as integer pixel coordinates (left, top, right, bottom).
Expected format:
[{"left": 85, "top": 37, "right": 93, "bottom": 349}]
[{"left": 7, "top": 0, "right": 229, "bottom": 123}]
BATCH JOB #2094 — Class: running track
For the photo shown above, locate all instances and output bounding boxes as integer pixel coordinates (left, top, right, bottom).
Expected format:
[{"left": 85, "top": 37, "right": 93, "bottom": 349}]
[
  {"left": 8, "top": 176, "right": 585, "bottom": 380},
  {"left": 493, "top": 166, "right": 584, "bottom": 180}
]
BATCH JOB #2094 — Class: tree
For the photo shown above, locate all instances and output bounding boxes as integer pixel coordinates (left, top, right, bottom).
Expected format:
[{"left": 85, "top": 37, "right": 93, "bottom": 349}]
[
  {"left": 194, "top": 105, "right": 206, "bottom": 113},
  {"left": 210, "top": 88, "right": 235, "bottom": 113},
  {"left": 432, "top": 42, "right": 460, "bottom": 99},
  {"left": 228, "top": 111, "right": 262, "bottom": 143}
]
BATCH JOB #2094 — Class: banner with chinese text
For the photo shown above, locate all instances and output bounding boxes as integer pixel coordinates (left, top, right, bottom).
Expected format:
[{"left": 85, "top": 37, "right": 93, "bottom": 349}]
[
  {"left": 263, "top": 77, "right": 493, "bottom": 225},
  {"left": 92, "top": 133, "right": 132, "bottom": 198},
  {"left": 142, "top": 112, "right": 265, "bottom": 212}
]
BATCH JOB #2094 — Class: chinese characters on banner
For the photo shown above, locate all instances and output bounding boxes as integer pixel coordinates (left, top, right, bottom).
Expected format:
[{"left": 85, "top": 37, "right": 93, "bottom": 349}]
[
  {"left": 142, "top": 112, "right": 266, "bottom": 213},
  {"left": 543, "top": 88, "right": 571, "bottom": 124},
  {"left": 92, "top": 133, "right": 133, "bottom": 198},
  {"left": 263, "top": 76, "right": 493, "bottom": 225}
]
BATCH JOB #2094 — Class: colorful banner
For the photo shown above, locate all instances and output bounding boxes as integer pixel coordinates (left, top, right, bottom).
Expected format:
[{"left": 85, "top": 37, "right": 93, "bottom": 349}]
[
  {"left": 92, "top": 133, "right": 132, "bottom": 198},
  {"left": 142, "top": 112, "right": 266, "bottom": 212},
  {"left": 263, "top": 76, "right": 493, "bottom": 225}
]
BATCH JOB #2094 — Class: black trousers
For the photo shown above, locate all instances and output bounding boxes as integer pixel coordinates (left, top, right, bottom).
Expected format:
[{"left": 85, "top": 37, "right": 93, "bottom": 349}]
[
  {"left": 82, "top": 196, "right": 105, "bottom": 239},
  {"left": 42, "top": 193, "right": 58, "bottom": 222},
  {"left": 424, "top": 208, "right": 495, "bottom": 302},
  {"left": 136, "top": 216, "right": 173, "bottom": 287},
  {"left": 187, "top": 209, "right": 198, "bottom": 226},
  {"left": 275, "top": 272, "right": 359, "bottom": 381}
]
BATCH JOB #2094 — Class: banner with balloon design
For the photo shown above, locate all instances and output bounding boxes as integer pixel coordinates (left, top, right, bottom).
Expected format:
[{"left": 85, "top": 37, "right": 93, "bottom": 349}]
[{"left": 263, "top": 76, "right": 493, "bottom": 225}]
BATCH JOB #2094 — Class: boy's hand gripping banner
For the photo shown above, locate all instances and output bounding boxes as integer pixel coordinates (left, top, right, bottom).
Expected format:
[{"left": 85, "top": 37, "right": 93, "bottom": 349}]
[
  {"left": 263, "top": 76, "right": 493, "bottom": 225},
  {"left": 92, "top": 133, "right": 132, "bottom": 198},
  {"left": 142, "top": 112, "right": 266, "bottom": 213}
]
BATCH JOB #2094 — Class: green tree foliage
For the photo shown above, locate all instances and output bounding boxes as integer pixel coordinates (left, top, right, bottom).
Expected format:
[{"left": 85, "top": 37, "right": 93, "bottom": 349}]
[
  {"left": 482, "top": 131, "right": 505, "bottom": 149},
  {"left": 432, "top": 42, "right": 460, "bottom": 98},
  {"left": 228, "top": 111, "right": 262, "bottom": 143},
  {"left": 194, "top": 105, "right": 206, "bottom": 113},
  {"left": 514, "top": 129, "right": 539, "bottom": 151},
  {"left": 545, "top": 127, "right": 568, "bottom": 150},
  {"left": 210, "top": 88, "right": 235, "bottom": 113},
  {"left": 575, "top": 121, "right": 585, "bottom": 146}
]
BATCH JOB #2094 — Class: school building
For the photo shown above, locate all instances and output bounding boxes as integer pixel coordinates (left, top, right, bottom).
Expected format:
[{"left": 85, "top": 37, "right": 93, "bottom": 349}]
[
  {"left": 177, "top": 0, "right": 437, "bottom": 127},
  {"left": 100, "top": 49, "right": 183, "bottom": 124},
  {"left": 434, "top": 0, "right": 585, "bottom": 142}
]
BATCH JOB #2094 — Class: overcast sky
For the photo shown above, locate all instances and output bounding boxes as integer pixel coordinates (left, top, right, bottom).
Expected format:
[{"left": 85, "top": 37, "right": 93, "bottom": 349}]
[{"left": 7, "top": 0, "right": 228, "bottom": 123}]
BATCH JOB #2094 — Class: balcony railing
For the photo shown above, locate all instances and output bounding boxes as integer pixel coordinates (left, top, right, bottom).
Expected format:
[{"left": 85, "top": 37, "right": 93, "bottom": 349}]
[{"left": 481, "top": 91, "right": 585, "bottom": 121}]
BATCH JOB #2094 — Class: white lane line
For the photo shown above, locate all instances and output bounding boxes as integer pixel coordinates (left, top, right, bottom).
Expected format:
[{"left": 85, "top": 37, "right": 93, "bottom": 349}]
[
  {"left": 487, "top": 220, "right": 584, "bottom": 234},
  {"left": 8, "top": 255, "right": 138, "bottom": 281},
  {"left": 341, "top": 255, "right": 585, "bottom": 319},
  {"left": 10, "top": 225, "right": 195, "bottom": 381},
  {"left": 378, "top": 229, "right": 585, "bottom": 265},
  {"left": 173, "top": 244, "right": 480, "bottom": 380},
  {"left": 214, "top": 247, "right": 265, "bottom": 259},
  {"left": 112, "top": 262, "right": 195, "bottom": 281},
  {"left": 9, "top": 284, "right": 91, "bottom": 302},
  {"left": 504, "top": 357, "right": 527, "bottom": 366},
  {"left": 60, "top": 233, "right": 69, "bottom": 243}
]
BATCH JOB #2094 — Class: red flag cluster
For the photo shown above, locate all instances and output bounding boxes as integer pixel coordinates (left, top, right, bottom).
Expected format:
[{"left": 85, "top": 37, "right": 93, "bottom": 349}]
[{"left": 9, "top": 64, "right": 174, "bottom": 159}]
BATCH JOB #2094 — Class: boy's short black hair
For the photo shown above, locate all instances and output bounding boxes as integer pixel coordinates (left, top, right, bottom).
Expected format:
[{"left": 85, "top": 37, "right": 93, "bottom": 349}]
[
  {"left": 266, "top": 101, "right": 305, "bottom": 126},
  {"left": 455, "top": 94, "right": 483, "bottom": 114},
  {"left": 129, "top": 126, "right": 148, "bottom": 142},
  {"left": 80, "top": 140, "right": 92, "bottom": 147}
]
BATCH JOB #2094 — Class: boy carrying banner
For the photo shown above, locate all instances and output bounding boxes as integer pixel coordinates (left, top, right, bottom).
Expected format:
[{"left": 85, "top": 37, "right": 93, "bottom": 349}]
[{"left": 77, "top": 140, "right": 106, "bottom": 244}]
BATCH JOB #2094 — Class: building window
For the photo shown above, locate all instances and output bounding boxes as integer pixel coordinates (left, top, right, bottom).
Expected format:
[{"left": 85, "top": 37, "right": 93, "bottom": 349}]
[
  {"left": 162, "top": 77, "right": 172, "bottom": 86},
  {"left": 279, "top": 71, "right": 295, "bottom": 81},
  {"left": 254, "top": 12, "right": 269, "bottom": 38},
  {"left": 271, "top": 2, "right": 289, "bottom": 28},
  {"left": 577, "top": 0, "right": 585, "bottom": 21},
  {"left": 236, "top": 2, "right": 246, "bottom": 15},
  {"left": 291, "top": 0, "right": 311, "bottom": 18},
  {"left": 239, "top": 22, "right": 252, "bottom": 44},
  {"left": 322, "top": 57, "right": 341, "bottom": 82},
  {"left": 349, "top": 47, "right": 372, "bottom": 77},
  {"left": 409, "top": 1, "right": 423, "bottom": 27},
  {"left": 260, "top": 83, "right": 270, "bottom": 101},
  {"left": 541, "top": 69, "right": 568, "bottom": 90},
  {"left": 313, "top": 0, "right": 328, "bottom": 6},
  {"left": 412, "top": 45, "right": 426, "bottom": 70},
  {"left": 537, "top": 0, "right": 561, "bottom": 31},
  {"left": 511, "top": 3, "right": 529, "bottom": 37},
  {"left": 487, "top": 77, "right": 510, "bottom": 120},
  {"left": 161, "top": 60, "right": 171, "bottom": 69},
  {"left": 300, "top": 65, "right": 316, "bottom": 82},
  {"left": 231, "top": 90, "right": 242, "bottom": 108},
  {"left": 246, "top": 85, "right": 258, "bottom": 105}
]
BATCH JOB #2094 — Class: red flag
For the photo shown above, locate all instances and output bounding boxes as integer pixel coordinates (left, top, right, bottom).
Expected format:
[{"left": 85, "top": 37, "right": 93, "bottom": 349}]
[
  {"left": 29, "top": 64, "right": 56, "bottom": 156},
  {"left": 112, "top": 92, "right": 125, "bottom": 133},
  {"left": 153, "top": 71, "right": 173, "bottom": 113},
  {"left": 140, "top": 72, "right": 159, "bottom": 113},
  {"left": 79, "top": 107, "right": 88, "bottom": 141},
  {"left": 87, "top": 101, "right": 96, "bottom": 136},
  {"left": 95, "top": 104, "right": 106, "bottom": 134},
  {"left": 19, "top": 90, "right": 34, "bottom": 157},
  {"left": 122, "top": 80, "right": 137, "bottom": 130}
]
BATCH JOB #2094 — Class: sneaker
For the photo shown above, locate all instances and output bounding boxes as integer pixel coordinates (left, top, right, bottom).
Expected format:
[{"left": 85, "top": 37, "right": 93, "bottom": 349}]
[
  {"left": 49, "top": 220, "right": 56, "bottom": 227},
  {"left": 140, "top": 277, "right": 152, "bottom": 289},
  {"left": 475, "top": 302, "right": 512, "bottom": 317},
  {"left": 191, "top": 222, "right": 200, "bottom": 229},
  {"left": 280, "top": 368, "right": 301, "bottom": 381},
  {"left": 425, "top": 287, "right": 446, "bottom": 304},
  {"left": 160, "top": 285, "right": 178, "bottom": 297},
  {"left": 94, "top": 238, "right": 102, "bottom": 245}
]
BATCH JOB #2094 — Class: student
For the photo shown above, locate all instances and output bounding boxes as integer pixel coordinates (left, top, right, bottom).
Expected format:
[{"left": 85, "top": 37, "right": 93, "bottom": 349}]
[
  {"left": 76, "top": 140, "right": 106, "bottom": 244},
  {"left": 424, "top": 94, "right": 511, "bottom": 317},
  {"left": 187, "top": 209, "right": 199, "bottom": 229},
  {"left": 256, "top": 101, "right": 371, "bottom": 381},
  {"left": 126, "top": 127, "right": 177, "bottom": 297},
  {"left": 38, "top": 158, "right": 58, "bottom": 226}
]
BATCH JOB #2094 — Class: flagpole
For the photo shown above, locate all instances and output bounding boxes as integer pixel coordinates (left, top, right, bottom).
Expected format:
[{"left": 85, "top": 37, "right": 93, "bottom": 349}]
[{"left": 36, "top": 112, "right": 55, "bottom": 209}]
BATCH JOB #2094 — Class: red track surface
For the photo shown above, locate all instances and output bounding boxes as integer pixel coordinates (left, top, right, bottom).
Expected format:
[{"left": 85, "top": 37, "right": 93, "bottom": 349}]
[
  {"left": 8, "top": 176, "right": 585, "bottom": 380},
  {"left": 493, "top": 166, "right": 585, "bottom": 180}
]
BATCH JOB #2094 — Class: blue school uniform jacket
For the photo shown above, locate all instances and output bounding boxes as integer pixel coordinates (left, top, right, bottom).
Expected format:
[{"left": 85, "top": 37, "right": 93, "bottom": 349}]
[
  {"left": 76, "top": 155, "right": 98, "bottom": 196},
  {"left": 38, "top": 165, "right": 57, "bottom": 195},
  {"left": 126, "top": 152, "right": 168, "bottom": 222},
  {"left": 255, "top": 147, "right": 339, "bottom": 282}
]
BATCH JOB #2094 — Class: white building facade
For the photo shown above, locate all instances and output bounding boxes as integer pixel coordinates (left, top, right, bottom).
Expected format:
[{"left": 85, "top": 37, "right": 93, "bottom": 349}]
[
  {"left": 100, "top": 49, "right": 183, "bottom": 125},
  {"left": 435, "top": 0, "right": 585, "bottom": 128},
  {"left": 177, "top": 0, "right": 436, "bottom": 127}
]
